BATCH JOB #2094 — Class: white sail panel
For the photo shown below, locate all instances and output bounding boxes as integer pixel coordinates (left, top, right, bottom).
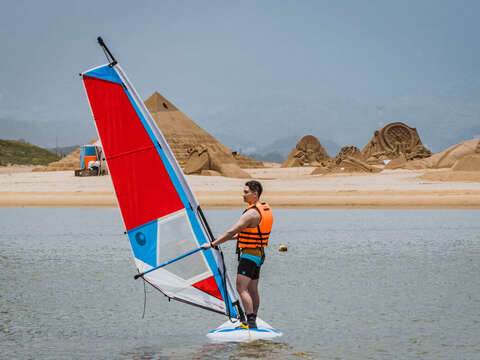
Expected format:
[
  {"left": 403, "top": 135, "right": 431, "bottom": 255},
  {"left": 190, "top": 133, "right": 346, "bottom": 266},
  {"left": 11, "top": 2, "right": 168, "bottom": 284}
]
[{"left": 157, "top": 210, "right": 210, "bottom": 281}]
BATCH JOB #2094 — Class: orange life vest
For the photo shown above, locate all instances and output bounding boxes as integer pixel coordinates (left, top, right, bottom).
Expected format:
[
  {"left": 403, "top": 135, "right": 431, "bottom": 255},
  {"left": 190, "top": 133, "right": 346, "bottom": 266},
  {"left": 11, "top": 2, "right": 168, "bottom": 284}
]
[{"left": 237, "top": 202, "right": 273, "bottom": 249}]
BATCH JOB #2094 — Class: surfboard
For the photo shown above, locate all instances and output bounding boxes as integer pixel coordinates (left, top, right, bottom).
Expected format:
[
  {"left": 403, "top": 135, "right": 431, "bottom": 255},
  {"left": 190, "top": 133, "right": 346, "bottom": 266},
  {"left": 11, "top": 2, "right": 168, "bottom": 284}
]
[{"left": 207, "top": 317, "right": 282, "bottom": 342}]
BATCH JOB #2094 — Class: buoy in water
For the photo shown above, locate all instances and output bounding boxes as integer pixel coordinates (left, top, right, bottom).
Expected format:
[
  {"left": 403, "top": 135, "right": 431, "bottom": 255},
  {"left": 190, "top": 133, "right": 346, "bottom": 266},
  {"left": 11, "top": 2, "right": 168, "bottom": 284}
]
[{"left": 278, "top": 245, "right": 288, "bottom": 252}]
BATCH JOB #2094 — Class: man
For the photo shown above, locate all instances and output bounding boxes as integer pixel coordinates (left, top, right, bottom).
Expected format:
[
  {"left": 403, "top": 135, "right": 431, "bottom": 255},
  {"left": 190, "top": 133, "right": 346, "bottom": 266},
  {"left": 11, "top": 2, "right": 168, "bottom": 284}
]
[{"left": 201, "top": 180, "right": 273, "bottom": 329}]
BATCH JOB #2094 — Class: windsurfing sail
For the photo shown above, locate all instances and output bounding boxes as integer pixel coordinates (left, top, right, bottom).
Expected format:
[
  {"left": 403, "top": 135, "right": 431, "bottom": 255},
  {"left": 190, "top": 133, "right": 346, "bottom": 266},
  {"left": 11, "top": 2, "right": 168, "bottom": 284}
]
[{"left": 80, "top": 37, "right": 240, "bottom": 318}]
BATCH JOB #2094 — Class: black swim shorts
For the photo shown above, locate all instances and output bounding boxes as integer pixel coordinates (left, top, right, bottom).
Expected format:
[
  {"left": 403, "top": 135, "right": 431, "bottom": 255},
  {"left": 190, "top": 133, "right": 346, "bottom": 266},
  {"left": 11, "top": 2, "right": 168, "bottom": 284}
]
[{"left": 237, "top": 257, "right": 261, "bottom": 280}]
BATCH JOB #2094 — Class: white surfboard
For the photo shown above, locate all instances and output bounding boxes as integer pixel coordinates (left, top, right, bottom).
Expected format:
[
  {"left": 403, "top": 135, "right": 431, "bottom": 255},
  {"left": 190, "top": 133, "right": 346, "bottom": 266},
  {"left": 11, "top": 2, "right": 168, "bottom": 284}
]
[{"left": 207, "top": 317, "right": 282, "bottom": 342}]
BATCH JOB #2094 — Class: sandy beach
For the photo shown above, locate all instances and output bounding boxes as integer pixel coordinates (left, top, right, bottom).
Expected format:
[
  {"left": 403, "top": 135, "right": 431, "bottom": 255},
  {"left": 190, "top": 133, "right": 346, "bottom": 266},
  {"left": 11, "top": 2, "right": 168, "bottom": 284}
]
[{"left": 1, "top": 167, "right": 479, "bottom": 208}]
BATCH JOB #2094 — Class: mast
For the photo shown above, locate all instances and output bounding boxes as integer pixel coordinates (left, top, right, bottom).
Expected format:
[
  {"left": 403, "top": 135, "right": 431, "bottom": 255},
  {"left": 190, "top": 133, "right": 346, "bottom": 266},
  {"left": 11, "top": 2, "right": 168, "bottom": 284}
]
[{"left": 97, "top": 36, "right": 117, "bottom": 67}]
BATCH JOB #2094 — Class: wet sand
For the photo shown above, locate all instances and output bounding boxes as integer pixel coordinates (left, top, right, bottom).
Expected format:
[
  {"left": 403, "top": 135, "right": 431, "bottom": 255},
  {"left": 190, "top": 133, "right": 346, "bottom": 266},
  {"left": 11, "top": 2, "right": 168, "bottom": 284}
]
[{"left": 1, "top": 167, "right": 479, "bottom": 208}]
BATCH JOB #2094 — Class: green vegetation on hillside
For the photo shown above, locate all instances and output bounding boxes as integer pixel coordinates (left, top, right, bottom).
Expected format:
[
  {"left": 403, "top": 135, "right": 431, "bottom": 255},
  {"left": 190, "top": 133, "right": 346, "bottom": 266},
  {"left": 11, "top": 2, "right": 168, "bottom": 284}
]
[
  {"left": 0, "top": 140, "right": 60, "bottom": 166},
  {"left": 46, "top": 145, "right": 80, "bottom": 157}
]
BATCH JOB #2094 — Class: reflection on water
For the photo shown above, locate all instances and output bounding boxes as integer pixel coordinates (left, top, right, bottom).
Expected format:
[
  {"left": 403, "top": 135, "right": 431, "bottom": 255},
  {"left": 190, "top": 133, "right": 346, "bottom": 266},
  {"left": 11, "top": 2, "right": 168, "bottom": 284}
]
[
  {"left": 1, "top": 208, "right": 479, "bottom": 359},
  {"left": 117, "top": 341, "right": 300, "bottom": 360}
]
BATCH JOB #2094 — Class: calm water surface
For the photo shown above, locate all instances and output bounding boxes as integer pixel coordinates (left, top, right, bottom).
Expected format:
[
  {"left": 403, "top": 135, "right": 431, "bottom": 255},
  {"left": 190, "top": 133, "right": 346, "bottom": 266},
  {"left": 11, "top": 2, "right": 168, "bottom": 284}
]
[{"left": 0, "top": 208, "right": 479, "bottom": 359}]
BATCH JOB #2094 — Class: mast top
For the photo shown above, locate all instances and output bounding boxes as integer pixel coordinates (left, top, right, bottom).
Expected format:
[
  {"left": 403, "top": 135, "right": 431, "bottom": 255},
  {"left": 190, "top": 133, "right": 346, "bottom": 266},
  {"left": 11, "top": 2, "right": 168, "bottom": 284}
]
[{"left": 97, "top": 36, "right": 117, "bottom": 67}]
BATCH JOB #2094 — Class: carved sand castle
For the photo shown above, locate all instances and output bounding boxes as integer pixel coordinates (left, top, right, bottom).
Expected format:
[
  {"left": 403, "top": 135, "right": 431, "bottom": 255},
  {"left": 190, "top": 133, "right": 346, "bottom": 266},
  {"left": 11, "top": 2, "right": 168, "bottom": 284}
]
[
  {"left": 281, "top": 135, "right": 329, "bottom": 167},
  {"left": 145, "top": 92, "right": 250, "bottom": 178},
  {"left": 362, "top": 122, "right": 432, "bottom": 164}
]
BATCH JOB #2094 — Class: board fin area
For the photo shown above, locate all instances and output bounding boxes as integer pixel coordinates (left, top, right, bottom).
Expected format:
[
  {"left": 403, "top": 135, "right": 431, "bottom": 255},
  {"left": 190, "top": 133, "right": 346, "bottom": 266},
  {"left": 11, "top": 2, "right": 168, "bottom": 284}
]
[{"left": 207, "top": 317, "right": 282, "bottom": 342}]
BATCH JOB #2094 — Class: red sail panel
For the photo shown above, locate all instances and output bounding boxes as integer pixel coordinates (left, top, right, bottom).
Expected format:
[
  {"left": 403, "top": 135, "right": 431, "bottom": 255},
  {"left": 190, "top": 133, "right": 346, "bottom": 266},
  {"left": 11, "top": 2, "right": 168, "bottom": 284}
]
[
  {"left": 83, "top": 76, "right": 184, "bottom": 230},
  {"left": 192, "top": 276, "right": 224, "bottom": 301}
]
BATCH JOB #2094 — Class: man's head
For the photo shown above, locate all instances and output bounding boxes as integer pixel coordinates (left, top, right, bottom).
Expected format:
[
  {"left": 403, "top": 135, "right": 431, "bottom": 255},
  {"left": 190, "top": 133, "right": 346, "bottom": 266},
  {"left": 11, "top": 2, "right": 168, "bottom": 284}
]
[{"left": 243, "top": 180, "right": 263, "bottom": 204}]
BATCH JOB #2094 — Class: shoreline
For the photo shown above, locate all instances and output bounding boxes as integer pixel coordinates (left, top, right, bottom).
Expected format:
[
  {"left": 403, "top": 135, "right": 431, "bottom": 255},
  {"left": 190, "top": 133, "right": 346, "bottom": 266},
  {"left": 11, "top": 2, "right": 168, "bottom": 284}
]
[
  {"left": 1, "top": 169, "right": 480, "bottom": 209},
  {"left": 1, "top": 190, "right": 480, "bottom": 209}
]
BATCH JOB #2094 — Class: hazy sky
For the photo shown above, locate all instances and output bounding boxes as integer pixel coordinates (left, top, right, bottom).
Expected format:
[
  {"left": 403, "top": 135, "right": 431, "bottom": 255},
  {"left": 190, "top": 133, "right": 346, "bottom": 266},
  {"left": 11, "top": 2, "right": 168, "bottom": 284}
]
[{"left": 1, "top": 0, "right": 479, "bottom": 153}]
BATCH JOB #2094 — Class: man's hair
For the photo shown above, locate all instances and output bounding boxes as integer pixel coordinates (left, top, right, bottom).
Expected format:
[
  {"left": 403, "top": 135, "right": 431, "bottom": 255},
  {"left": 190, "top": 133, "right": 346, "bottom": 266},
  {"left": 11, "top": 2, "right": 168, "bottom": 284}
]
[{"left": 245, "top": 180, "right": 263, "bottom": 198}]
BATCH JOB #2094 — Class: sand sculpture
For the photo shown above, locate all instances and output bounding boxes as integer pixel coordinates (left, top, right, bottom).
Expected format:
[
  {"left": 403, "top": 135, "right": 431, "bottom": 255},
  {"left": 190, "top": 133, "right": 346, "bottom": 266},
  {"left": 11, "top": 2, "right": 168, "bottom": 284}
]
[
  {"left": 281, "top": 135, "right": 329, "bottom": 167},
  {"left": 452, "top": 153, "right": 480, "bottom": 171},
  {"left": 145, "top": 92, "right": 250, "bottom": 178},
  {"left": 183, "top": 145, "right": 250, "bottom": 178},
  {"left": 404, "top": 138, "right": 480, "bottom": 171},
  {"left": 232, "top": 152, "right": 264, "bottom": 168},
  {"left": 384, "top": 154, "right": 408, "bottom": 170},
  {"left": 362, "top": 122, "right": 432, "bottom": 164},
  {"left": 335, "top": 146, "right": 367, "bottom": 162},
  {"left": 311, "top": 156, "right": 381, "bottom": 174},
  {"left": 311, "top": 145, "right": 381, "bottom": 174}
]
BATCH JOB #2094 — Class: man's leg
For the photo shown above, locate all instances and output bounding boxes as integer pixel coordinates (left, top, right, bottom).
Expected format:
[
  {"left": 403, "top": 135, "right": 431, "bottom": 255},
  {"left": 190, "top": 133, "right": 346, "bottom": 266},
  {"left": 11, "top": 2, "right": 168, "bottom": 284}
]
[
  {"left": 248, "top": 279, "right": 260, "bottom": 315},
  {"left": 236, "top": 274, "right": 253, "bottom": 315}
]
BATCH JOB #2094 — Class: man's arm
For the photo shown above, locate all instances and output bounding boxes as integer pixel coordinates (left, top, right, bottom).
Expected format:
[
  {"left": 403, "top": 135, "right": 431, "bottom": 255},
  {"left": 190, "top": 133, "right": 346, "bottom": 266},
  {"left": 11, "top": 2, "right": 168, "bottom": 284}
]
[{"left": 202, "top": 209, "right": 261, "bottom": 249}]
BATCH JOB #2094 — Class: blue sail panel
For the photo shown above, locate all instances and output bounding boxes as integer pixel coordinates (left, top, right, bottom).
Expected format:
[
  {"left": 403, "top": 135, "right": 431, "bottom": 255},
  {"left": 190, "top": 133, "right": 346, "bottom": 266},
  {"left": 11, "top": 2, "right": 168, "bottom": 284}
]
[{"left": 128, "top": 220, "right": 158, "bottom": 268}]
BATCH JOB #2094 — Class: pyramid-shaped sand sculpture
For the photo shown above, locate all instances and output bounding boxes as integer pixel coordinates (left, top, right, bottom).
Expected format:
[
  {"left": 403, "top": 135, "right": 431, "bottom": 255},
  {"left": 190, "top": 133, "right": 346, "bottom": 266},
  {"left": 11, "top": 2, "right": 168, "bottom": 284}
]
[
  {"left": 36, "top": 93, "right": 252, "bottom": 178},
  {"left": 281, "top": 135, "right": 329, "bottom": 167},
  {"left": 145, "top": 92, "right": 250, "bottom": 178},
  {"left": 362, "top": 122, "right": 431, "bottom": 164}
]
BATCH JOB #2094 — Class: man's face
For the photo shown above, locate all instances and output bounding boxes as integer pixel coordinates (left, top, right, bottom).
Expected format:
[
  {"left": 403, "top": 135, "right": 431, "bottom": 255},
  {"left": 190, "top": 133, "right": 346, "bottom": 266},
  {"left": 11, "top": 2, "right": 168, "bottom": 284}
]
[{"left": 243, "top": 186, "right": 257, "bottom": 204}]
